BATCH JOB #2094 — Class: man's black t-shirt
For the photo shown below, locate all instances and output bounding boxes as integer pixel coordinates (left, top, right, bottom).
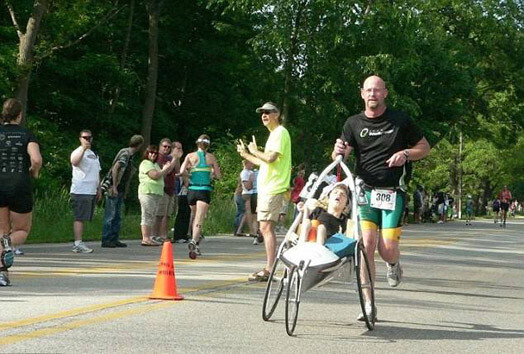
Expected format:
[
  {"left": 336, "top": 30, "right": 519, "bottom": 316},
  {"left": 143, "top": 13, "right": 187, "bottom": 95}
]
[
  {"left": 0, "top": 124, "right": 38, "bottom": 192},
  {"left": 310, "top": 207, "right": 347, "bottom": 237},
  {"left": 341, "top": 109, "right": 424, "bottom": 188}
]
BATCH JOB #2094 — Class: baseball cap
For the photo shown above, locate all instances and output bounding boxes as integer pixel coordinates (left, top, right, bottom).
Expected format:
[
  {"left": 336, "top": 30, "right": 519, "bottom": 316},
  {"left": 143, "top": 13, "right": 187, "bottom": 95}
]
[{"left": 255, "top": 102, "right": 280, "bottom": 114}]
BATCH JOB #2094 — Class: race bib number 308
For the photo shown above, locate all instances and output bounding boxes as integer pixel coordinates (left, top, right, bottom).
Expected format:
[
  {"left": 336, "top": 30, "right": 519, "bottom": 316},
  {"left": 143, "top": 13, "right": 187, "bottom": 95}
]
[{"left": 370, "top": 189, "right": 397, "bottom": 211}]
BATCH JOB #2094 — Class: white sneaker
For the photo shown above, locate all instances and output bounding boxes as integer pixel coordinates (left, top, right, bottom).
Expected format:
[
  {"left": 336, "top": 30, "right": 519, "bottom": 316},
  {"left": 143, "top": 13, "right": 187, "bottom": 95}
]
[
  {"left": 14, "top": 248, "right": 24, "bottom": 256},
  {"left": 386, "top": 262, "right": 403, "bottom": 287},
  {"left": 437, "top": 220, "right": 444, "bottom": 224},
  {"left": 0, "top": 271, "right": 10, "bottom": 286},
  {"left": 72, "top": 242, "right": 94, "bottom": 254},
  {"left": 357, "top": 302, "right": 377, "bottom": 321}
]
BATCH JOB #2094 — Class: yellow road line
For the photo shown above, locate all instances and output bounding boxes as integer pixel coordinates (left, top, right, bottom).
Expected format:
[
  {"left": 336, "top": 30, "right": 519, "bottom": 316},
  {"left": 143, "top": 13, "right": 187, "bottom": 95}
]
[
  {"left": 0, "top": 276, "right": 248, "bottom": 335},
  {"left": 0, "top": 297, "right": 147, "bottom": 330},
  {"left": 0, "top": 301, "right": 175, "bottom": 346},
  {"left": 403, "top": 238, "right": 457, "bottom": 247}
]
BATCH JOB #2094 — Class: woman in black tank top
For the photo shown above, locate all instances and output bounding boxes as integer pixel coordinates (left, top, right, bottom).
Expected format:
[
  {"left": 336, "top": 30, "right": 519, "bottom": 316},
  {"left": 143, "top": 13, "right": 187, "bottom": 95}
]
[{"left": 0, "top": 99, "right": 42, "bottom": 286}]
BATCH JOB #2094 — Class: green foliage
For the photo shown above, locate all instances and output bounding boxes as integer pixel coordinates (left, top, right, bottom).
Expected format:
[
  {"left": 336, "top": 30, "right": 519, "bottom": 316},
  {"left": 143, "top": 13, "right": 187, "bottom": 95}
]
[
  {"left": 29, "top": 186, "right": 142, "bottom": 244},
  {"left": 1, "top": 0, "right": 523, "bottom": 224}
]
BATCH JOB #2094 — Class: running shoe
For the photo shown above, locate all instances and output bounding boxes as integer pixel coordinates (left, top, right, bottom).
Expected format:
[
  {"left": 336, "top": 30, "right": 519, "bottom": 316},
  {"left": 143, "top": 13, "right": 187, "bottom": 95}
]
[
  {"left": 386, "top": 262, "right": 403, "bottom": 287},
  {"left": 357, "top": 302, "right": 377, "bottom": 322},
  {"left": 14, "top": 248, "right": 24, "bottom": 256},
  {"left": 72, "top": 242, "right": 94, "bottom": 254},
  {"left": 0, "top": 271, "right": 10, "bottom": 287}
]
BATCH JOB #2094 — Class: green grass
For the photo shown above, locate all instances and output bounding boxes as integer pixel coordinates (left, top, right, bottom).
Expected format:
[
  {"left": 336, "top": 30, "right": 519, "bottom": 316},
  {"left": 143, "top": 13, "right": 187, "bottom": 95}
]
[
  {"left": 28, "top": 189, "right": 294, "bottom": 244},
  {"left": 203, "top": 195, "right": 237, "bottom": 235},
  {"left": 29, "top": 188, "right": 141, "bottom": 244}
]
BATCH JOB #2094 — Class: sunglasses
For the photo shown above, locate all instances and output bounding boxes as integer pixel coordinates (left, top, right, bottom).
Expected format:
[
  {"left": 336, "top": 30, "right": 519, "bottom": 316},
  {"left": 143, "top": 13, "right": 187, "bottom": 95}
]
[
  {"left": 81, "top": 136, "right": 92, "bottom": 141},
  {"left": 161, "top": 145, "right": 171, "bottom": 148},
  {"left": 260, "top": 110, "right": 276, "bottom": 115}
]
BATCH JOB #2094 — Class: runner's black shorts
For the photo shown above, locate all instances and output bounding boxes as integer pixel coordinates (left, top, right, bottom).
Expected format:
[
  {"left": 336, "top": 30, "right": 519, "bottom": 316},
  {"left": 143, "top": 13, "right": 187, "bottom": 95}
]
[
  {"left": 500, "top": 202, "right": 509, "bottom": 212},
  {"left": 0, "top": 186, "right": 33, "bottom": 214},
  {"left": 187, "top": 189, "right": 211, "bottom": 205}
]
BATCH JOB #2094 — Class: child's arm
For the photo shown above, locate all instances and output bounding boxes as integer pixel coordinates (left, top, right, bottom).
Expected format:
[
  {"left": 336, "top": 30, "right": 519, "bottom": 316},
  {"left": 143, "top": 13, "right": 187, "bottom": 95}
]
[{"left": 298, "top": 199, "right": 318, "bottom": 243}]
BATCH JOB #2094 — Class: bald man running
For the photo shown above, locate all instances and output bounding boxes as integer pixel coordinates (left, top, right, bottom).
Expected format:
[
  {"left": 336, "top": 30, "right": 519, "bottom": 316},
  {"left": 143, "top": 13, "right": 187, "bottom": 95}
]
[{"left": 332, "top": 75, "right": 431, "bottom": 320}]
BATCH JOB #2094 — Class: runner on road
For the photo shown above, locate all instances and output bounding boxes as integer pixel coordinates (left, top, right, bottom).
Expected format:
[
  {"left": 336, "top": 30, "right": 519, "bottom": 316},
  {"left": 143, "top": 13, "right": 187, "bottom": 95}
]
[{"left": 332, "top": 75, "right": 431, "bottom": 320}]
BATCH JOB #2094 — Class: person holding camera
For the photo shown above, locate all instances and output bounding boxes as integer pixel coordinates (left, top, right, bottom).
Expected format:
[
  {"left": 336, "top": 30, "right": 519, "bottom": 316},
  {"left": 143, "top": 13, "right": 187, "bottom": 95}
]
[
  {"left": 70, "top": 129, "right": 101, "bottom": 253},
  {"left": 100, "top": 135, "right": 144, "bottom": 248}
]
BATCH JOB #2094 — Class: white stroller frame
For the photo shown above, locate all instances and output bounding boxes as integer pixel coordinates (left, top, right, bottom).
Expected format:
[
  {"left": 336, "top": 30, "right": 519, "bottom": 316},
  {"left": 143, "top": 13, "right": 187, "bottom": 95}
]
[{"left": 261, "top": 156, "right": 375, "bottom": 336}]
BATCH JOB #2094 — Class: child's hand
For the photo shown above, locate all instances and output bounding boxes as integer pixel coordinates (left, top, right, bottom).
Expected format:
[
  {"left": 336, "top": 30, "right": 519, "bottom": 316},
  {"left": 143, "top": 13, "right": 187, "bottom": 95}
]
[{"left": 304, "top": 198, "right": 318, "bottom": 212}]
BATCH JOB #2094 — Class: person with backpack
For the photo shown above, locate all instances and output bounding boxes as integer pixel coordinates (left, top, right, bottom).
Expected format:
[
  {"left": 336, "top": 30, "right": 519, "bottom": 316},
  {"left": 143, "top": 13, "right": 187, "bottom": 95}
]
[{"left": 100, "top": 135, "right": 144, "bottom": 248}]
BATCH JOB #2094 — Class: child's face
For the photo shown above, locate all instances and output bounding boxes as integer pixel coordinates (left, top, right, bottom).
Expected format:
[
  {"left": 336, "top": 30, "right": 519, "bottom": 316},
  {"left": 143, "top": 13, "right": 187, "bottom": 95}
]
[{"left": 329, "top": 187, "right": 348, "bottom": 210}]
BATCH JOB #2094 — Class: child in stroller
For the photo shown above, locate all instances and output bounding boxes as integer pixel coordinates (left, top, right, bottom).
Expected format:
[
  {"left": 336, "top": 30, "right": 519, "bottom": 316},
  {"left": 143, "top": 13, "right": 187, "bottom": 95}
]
[{"left": 297, "top": 181, "right": 351, "bottom": 245}]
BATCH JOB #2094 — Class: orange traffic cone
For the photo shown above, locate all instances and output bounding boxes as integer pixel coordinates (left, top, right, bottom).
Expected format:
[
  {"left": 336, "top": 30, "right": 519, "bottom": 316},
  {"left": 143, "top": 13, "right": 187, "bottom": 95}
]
[{"left": 148, "top": 241, "right": 184, "bottom": 300}]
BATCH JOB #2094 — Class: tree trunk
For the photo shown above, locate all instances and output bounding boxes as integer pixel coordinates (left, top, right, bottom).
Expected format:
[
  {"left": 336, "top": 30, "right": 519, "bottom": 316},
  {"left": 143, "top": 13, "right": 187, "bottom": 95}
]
[
  {"left": 481, "top": 179, "right": 493, "bottom": 216},
  {"left": 14, "top": 0, "right": 49, "bottom": 126},
  {"left": 109, "top": 0, "right": 136, "bottom": 113},
  {"left": 458, "top": 129, "right": 463, "bottom": 219},
  {"left": 141, "top": 0, "right": 161, "bottom": 147},
  {"left": 281, "top": 0, "right": 307, "bottom": 124}
]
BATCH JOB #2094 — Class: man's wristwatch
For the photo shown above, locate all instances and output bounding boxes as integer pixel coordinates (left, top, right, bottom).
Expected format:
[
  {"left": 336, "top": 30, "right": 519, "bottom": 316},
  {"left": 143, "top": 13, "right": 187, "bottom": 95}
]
[{"left": 402, "top": 149, "right": 410, "bottom": 160}]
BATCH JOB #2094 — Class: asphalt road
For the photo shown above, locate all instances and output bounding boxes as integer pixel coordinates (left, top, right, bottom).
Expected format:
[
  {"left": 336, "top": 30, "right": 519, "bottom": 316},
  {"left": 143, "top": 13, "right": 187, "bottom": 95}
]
[{"left": 1, "top": 218, "right": 523, "bottom": 353}]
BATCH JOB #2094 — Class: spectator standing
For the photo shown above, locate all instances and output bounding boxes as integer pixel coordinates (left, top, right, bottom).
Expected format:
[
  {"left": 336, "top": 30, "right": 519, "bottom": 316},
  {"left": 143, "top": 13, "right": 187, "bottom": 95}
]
[
  {"left": 290, "top": 164, "right": 306, "bottom": 219},
  {"left": 100, "top": 135, "right": 144, "bottom": 248},
  {"left": 276, "top": 188, "right": 291, "bottom": 233},
  {"left": 70, "top": 129, "right": 101, "bottom": 253},
  {"left": 173, "top": 174, "right": 190, "bottom": 242},
  {"left": 498, "top": 185, "right": 512, "bottom": 228},
  {"left": 154, "top": 138, "right": 182, "bottom": 242},
  {"left": 138, "top": 145, "right": 173, "bottom": 246},
  {"left": 331, "top": 75, "right": 430, "bottom": 321},
  {"left": 465, "top": 195, "right": 474, "bottom": 226},
  {"left": 180, "top": 134, "right": 221, "bottom": 257},
  {"left": 492, "top": 197, "right": 501, "bottom": 223},
  {"left": 435, "top": 191, "right": 446, "bottom": 224},
  {"left": 237, "top": 102, "right": 292, "bottom": 281},
  {"left": 250, "top": 168, "right": 261, "bottom": 244},
  {"left": 447, "top": 194, "right": 455, "bottom": 220},
  {"left": 170, "top": 141, "right": 183, "bottom": 221},
  {"left": 240, "top": 160, "right": 257, "bottom": 238},
  {"left": 233, "top": 175, "right": 245, "bottom": 235},
  {"left": 0, "top": 98, "right": 42, "bottom": 286}
]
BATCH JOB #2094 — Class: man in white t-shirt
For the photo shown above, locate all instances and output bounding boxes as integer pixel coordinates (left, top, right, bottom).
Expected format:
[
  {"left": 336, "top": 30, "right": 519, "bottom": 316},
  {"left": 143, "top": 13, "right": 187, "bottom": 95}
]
[{"left": 70, "top": 129, "right": 101, "bottom": 253}]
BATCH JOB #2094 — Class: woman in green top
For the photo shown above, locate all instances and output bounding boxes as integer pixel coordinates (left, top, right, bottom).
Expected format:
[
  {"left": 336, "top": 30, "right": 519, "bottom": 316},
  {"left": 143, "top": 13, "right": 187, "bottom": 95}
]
[
  {"left": 180, "top": 134, "right": 221, "bottom": 256},
  {"left": 138, "top": 145, "right": 174, "bottom": 246}
]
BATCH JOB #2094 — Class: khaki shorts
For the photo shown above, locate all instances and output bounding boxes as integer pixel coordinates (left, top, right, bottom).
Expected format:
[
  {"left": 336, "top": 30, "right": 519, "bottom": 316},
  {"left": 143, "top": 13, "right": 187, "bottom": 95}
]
[
  {"left": 157, "top": 193, "right": 175, "bottom": 216},
  {"left": 257, "top": 193, "right": 284, "bottom": 223},
  {"left": 280, "top": 198, "right": 290, "bottom": 215},
  {"left": 139, "top": 193, "right": 161, "bottom": 226}
]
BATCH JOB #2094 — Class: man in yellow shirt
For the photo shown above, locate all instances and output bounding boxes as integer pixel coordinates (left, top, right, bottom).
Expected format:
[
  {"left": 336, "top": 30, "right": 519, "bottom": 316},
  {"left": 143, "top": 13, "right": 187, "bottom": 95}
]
[{"left": 237, "top": 102, "right": 291, "bottom": 281}]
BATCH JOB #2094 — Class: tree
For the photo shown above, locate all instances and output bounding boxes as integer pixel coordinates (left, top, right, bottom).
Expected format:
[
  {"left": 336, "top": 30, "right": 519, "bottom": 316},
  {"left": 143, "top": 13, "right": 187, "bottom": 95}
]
[
  {"left": 5, "top": 0, "right": 49, "bottom": 125},
  {"left": 140, "top": 0, "right": 162, "bottom": 147}
]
